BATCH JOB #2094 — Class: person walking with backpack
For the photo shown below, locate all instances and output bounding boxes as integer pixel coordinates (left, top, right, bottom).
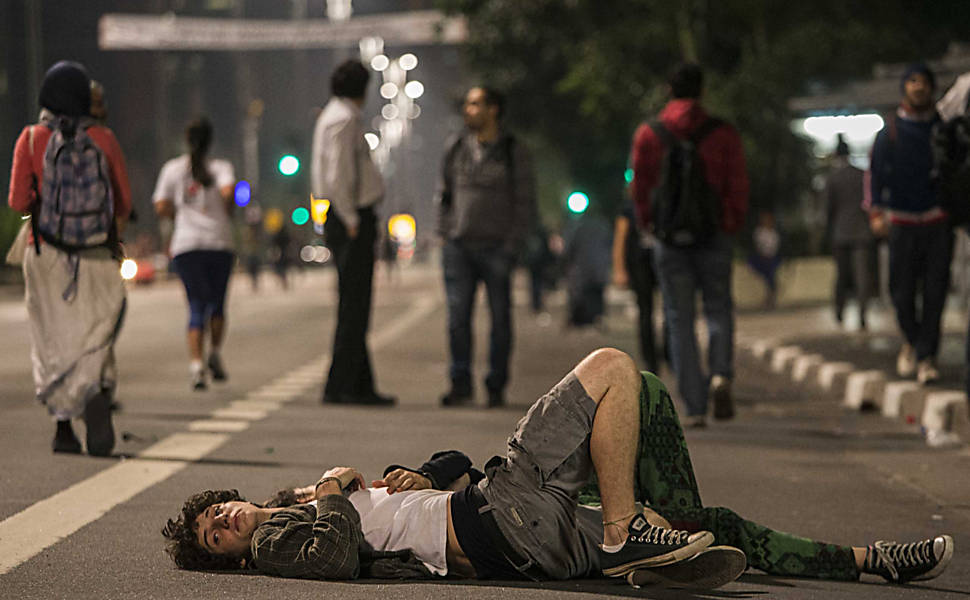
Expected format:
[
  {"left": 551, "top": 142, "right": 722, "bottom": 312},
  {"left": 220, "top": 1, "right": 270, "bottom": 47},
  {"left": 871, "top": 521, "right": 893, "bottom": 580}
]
[
  {"left": 868, "top": 63, "right": 949, "bottom": 385},
  {"left": 7, "top": 61, "right": 132, "bottom": 456},
  {"left": 153, "top": 118, "right": 236, "bottom": 391},
  {"left": 630, "top": 63, "right": 749, "bottom": 428},
  {"left": 436, "top": 86, "right": 536, "bottom": 408}
]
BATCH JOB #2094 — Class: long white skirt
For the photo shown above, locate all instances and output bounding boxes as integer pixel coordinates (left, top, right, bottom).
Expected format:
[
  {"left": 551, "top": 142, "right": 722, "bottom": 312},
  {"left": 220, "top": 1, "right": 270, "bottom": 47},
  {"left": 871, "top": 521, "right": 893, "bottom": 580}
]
[{"left": 23, "top": 244, "right": 126, "bottom": 420}]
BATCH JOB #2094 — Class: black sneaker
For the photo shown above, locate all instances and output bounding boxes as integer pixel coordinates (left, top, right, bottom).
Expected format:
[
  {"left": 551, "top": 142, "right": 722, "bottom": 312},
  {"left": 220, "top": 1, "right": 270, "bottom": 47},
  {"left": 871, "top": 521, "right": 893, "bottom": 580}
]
[
  {"left": 627, "top": 545, "right": 746, "bottom": 589},
  {"left": 487, "top": 388, "right": 505, "bottom": 408},
  {"left": 864, "top": 535, "right": 954, "bottom": 583},
  {"left": 600, "top": 513, "right": 714, "bottom": 577},
  {"left": 441, "top": 389, "right": 473, "bottom": 407},
  {"left": 207, "top": 353, "right": 227, "bottom": 381},
  {"left": 52, "top": 420, "right": 82, "bottom": 454},
  {"left": 83, "top": 391, "right": 115, "bottom": 457}
]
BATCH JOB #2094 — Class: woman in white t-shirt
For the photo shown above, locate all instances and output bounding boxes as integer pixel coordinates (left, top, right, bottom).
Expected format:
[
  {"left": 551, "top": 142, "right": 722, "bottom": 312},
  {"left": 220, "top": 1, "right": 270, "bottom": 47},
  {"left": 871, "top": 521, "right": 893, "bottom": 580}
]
[{"left": 153, "top": 118, "right": 236, "bottom": 390}]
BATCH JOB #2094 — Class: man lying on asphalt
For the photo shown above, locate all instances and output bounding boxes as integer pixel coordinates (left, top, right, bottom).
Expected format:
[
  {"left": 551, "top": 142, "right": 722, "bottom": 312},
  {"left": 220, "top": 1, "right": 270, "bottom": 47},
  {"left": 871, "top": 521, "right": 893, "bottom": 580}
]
[{"left": 163, "top": 348, "right": 954, "bottom": 588}]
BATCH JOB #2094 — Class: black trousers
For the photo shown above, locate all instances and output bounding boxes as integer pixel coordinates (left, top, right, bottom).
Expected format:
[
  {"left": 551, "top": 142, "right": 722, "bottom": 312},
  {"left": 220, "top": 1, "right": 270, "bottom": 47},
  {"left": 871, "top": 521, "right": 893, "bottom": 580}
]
[
  {"left": 626, "top": 242, "right": 661, "bottom": 373},
  {"left": 888, "top": 220, "right": 954, "bottom": 361},
  {"left": 324, "top": 207, "right": 377, "bottom": 398},
  {"left": 833, "top": 241, "right": 875, "bottom": 325}
]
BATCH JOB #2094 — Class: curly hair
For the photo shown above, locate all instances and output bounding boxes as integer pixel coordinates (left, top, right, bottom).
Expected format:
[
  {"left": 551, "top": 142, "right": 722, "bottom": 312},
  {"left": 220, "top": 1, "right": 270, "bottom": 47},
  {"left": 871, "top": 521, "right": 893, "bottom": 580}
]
[{"left": 162, "top": 489, "right": 249, "bottom": 571}]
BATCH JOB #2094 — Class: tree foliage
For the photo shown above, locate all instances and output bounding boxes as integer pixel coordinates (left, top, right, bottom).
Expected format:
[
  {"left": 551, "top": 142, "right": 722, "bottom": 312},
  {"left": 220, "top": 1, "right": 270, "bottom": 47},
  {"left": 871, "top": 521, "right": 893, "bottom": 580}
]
[{"left": 439, "top": 0, "right": 970, "bottom": 231}]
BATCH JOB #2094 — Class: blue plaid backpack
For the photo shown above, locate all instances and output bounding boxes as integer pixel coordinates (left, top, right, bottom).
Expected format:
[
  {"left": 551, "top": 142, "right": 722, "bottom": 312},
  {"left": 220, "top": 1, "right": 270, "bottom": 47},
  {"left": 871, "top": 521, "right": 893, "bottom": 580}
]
[{"left": 32, "top": 120, "right": 115, "bottom": 252}]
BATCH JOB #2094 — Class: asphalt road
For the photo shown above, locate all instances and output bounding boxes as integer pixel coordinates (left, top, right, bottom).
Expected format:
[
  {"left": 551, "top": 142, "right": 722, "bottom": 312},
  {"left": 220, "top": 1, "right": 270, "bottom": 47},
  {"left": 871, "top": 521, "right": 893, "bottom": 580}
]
[{"left": 0, "top": 264, "right": 967, "bottom": 599}]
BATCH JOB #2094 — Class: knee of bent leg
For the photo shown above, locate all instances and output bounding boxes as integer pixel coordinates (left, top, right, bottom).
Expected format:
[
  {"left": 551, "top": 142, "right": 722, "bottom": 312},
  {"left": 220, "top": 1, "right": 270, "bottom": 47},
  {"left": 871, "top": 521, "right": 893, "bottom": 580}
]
[{"left": 583, "top": 348, "right": 639, "bottom": 385}]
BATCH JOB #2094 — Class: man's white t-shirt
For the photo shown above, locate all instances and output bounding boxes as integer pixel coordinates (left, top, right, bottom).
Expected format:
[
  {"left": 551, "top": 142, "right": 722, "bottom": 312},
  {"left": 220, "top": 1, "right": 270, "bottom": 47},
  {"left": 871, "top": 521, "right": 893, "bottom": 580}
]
[
  {"left": 152, "top": 155, "right": 235, "bottom": 257},
  {"left": 314, "top": 488, "right": 451, "bottom": 576}
]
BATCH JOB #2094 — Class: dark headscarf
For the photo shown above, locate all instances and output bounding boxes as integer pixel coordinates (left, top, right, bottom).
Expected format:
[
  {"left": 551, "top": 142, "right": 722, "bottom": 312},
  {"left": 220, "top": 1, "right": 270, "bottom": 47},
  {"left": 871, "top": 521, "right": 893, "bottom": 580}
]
[
  {"left": 39, "top": 61, "right": 91, "bottom": 117},
  {"left": 900, "top": 62, "right": 936, "bottom": 93}
]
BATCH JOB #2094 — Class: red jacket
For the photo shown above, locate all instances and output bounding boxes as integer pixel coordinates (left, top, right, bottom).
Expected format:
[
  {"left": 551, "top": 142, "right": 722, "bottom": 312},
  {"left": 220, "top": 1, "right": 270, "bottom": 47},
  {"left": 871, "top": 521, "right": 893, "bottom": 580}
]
[{"left": 630, "top": 99, "right": 748, "bottom": 234}]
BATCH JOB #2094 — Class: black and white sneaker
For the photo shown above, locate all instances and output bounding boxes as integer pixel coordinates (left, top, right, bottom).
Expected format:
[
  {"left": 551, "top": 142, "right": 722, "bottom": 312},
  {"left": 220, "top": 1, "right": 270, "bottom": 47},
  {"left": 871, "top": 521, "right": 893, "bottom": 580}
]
[
  {"left": 627, "top": 545, "right": 746, "bottom": 589},
  {"left": 864, "top": 535, "right": 954, "bottom": 583},
  {"left": 600, "top": 513, "right": 713, "bottom": 577}
]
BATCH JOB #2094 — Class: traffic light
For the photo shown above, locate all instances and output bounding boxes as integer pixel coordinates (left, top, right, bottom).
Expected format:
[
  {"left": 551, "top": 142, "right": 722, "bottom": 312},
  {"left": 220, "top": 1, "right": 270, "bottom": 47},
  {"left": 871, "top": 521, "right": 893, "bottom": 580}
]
[
  {"left": 291, "top": 206, "right": 310, "bottom": 225},
  {"left": 624, "top": 168, "right": 634, "bottom": 184},
  {"left": 567, "top": 191, "right": 589, "bottom": 214},
  {"left": 278, "top": 154, "right": 300, "bottom": 176}
]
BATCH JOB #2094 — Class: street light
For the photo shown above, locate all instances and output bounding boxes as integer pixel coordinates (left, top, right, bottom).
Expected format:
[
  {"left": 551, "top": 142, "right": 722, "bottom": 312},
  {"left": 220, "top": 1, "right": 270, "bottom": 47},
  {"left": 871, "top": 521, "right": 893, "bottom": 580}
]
[
  {"left": 380, "top": 82, "right": 398, "bottom": 99},
  {"left": 370, "top": 54, "right": 389, "bottom": 71}
]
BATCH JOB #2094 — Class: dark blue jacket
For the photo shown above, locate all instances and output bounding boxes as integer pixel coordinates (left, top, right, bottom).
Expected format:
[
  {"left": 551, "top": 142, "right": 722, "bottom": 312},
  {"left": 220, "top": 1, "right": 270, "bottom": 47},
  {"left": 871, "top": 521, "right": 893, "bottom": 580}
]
[{"left": 869, "top": 112, "right": 941, "bottom": 219}]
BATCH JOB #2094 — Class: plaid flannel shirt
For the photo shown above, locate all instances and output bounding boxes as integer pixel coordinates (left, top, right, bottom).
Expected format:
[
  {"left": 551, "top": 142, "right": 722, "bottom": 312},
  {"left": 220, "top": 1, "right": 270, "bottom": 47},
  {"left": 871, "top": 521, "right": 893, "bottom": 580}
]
[{"left": 251, "top": 495, "right": 363, "bottom": 580}]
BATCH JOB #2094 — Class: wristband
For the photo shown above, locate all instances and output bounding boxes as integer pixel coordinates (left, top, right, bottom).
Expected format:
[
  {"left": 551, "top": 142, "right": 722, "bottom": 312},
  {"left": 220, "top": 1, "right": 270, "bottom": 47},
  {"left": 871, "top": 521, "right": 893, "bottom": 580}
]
[{"left": 315, "top": 476, "right": 342, "bottom": 491}]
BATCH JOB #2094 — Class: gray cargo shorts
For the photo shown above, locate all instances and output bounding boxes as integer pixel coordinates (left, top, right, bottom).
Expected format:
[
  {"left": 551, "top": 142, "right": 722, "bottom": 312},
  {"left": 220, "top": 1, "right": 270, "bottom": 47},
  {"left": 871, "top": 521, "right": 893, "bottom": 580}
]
[{"left": 479, "top": 371, "right": 605, "bottom": 580}]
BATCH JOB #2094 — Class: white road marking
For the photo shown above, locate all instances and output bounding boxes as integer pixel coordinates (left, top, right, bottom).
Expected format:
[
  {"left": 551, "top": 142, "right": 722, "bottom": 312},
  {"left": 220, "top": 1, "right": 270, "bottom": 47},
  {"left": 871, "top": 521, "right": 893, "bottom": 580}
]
[
  {"left": 0, "top": 295, "right": 439, "bottom": 575},
  {"left": 0, "top": 432, "right": 228, "bottom": 575},
  {"left": 188, "top": 419, "right": 251, "bottom": 433}
]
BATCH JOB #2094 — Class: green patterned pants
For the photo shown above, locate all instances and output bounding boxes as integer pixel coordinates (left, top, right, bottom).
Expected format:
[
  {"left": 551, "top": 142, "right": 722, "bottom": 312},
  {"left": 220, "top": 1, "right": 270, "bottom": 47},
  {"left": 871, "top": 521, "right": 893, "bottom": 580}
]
[{"left": 579, "top": 372, "right": 860, "bottom": 581}]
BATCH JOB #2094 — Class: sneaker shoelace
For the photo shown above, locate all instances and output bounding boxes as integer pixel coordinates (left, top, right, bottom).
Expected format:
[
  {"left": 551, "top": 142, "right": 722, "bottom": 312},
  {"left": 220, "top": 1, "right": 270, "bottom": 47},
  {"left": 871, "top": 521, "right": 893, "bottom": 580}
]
[
  {"left": 872, "top": 539, "right": 933, "bottom": 581},
  {"left": 630, "top": 525, "right": 689, "bottom": 546}
]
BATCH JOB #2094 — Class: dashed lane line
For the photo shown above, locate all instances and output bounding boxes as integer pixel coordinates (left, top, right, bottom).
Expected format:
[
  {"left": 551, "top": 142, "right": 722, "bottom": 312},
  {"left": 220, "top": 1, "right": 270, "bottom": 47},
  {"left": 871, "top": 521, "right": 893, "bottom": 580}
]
[{"left": 0, "top": 295, "right": 439, "bottom": 575}]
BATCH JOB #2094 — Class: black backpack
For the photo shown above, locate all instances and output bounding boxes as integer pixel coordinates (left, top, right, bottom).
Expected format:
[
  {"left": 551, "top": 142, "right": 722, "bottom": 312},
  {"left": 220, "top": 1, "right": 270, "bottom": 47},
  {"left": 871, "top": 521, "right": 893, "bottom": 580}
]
[
  {"left": 932, "top": 114, "right": 970, "bottom": 226},
  {"left": 649, "top": 118, "right": 723, "bottom": 247}
]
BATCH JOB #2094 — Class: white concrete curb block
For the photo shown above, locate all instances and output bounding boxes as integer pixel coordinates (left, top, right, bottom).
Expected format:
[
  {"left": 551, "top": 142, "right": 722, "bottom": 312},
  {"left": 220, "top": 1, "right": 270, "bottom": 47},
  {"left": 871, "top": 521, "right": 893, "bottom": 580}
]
[
  {"left": 751, "top": 339, "right": 775, "bottom": 360},
  {"left": 844, "top": 370, "right": 886, "bottom": 410},
  {"left": 771, "top": 345, "right": 802, "bottom": 374},
  {"left": 881, "top": 381, "right": 921, "bottom": 418},
  {"left": 922, "top": 391, "right": 964, "bottom": 448},
  {"left": 792, "top": 353, "right": 824, "bottom": 383},
  {"left": 818, "top": 362, "right": 853, "bottom": 391}
]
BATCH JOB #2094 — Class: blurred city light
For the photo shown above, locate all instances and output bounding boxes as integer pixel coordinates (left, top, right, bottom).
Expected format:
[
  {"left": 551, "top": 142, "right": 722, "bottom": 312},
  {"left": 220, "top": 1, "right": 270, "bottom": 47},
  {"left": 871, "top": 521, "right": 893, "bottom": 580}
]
[
  {"left": 310, "top": 194, "right": 331, "bottom": 225},
  {"left": 624, "top": 168, "right": 634, "bottom": 184},
  {"left": 300, "top": 244, "right": 332, "bottom": 264},
  {"left": 364, "top": 132, "right": 380, "bottom": 150},
  {"left": 291, "top": 206, "right": 310, "bottom": 225},
  {"left": 381, "top": 104, "right": 400, "bottom": 120},
  {"left": 798, "top": 114, "right": 884, "bottom": 144},
  {"left": 567, "top": 191, "right": 590, "bottom": 214},
  {"left": 120, "top": 258, "right": 138, "bottom": 280},
  {"left": 234, "top": 180, "right": 251, "bottom": 206},
  {"left": 278, "top": 154, "right": 300, "bottom": 176},
  {"left": 370, "top": 54, "right": 390, "bottom": 72},
  {"left": 408, "top": 104, "right": 422, "bottom": 120},
  {"left": 398, "top": 53, "right": 418, "bottom": 71},
  {"left": 388, "top": 213, "right": 416, "bottom": 244},
  {"left": 380, "top": 82, "right": 399, "bottom": 99},
  {"left": 264, "top": 208, "right": 284, "bottom": 234},
  {"left": 404, "top": 80, "right": 424, "bottom": 99}
]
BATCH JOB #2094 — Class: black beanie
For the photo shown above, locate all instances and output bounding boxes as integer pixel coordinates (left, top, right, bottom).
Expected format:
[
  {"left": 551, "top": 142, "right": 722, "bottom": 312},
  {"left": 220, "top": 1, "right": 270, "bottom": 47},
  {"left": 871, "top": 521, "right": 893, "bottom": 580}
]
[
  {"left": 900, "top": 62, "right": 936, "bottom": 93},
  {"left": 38, "top": 61, "right": 91, "bottom": 117}
]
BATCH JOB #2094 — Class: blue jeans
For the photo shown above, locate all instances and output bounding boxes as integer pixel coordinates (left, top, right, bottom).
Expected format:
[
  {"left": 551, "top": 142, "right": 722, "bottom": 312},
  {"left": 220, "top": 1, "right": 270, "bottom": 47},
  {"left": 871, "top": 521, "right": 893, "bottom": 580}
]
[
  {"left": 654, "top": 234, "right": 734, "bottom": 417},
  {"left": 442, "top": 240, "right": 514, "bottom": 393}
]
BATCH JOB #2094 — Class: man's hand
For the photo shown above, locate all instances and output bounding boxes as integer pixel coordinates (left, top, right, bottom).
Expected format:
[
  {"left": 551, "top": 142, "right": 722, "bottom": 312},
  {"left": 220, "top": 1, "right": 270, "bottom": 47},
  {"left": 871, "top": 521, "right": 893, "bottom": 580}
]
[
  {"left": 315, "top": 466, "right": 365, "bottom": 499},
  {"left": 870, "top": 211, "right": 889, "bottom": 238},
  {"left": 371, "top": 468, "right": 432, "bottom": 494}
]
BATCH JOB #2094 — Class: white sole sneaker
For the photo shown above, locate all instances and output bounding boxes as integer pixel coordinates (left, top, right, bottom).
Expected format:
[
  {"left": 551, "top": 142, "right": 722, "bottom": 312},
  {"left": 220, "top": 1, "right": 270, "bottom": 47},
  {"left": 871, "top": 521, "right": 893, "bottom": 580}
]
[{"left": 627, "top": 545, "right": 746, "bottom": 589}]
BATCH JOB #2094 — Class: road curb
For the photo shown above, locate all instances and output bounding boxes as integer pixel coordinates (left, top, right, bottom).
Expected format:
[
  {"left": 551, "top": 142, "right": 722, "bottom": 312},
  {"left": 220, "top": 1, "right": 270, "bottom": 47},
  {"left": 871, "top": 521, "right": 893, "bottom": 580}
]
[{"left": 740, "top": 335, "right": 965, "bottom": 447}]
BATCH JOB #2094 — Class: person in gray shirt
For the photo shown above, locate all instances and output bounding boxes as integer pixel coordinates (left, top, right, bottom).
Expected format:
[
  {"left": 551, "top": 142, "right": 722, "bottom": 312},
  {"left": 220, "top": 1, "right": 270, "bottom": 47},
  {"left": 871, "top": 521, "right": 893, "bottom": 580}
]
[
  {"left": 436, "top": 86, "right": 536, "bottom": 407},
  {"left": 826, "top": 135, "right": 875, "bottom": 330}
]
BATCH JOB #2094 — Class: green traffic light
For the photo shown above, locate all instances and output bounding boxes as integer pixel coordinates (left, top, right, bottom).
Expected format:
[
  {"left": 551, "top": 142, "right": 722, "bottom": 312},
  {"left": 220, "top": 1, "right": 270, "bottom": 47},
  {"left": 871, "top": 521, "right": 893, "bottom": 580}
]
[
  {"left": 624, "top": 168, "right": 634, "bottom": 184},
  {"left": 278, "top": 155, "right": 300, "bottom": 176},
  {"left": 291, "top": 207, "right": 310, "bottom": 225},
  {"left": 567, "top": 191, "right": 589, "bottom": 214}
]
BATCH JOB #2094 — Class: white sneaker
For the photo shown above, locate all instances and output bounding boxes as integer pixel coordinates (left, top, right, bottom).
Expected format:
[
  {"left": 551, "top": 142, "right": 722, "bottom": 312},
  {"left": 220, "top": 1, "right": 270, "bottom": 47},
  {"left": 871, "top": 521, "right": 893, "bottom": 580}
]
[
  {"left": 896, "top": 344, "right": 916, "bottom": 378},
  {"left": 190, "top": 363, "right": 207, "bottom": 391},
  {"left": 917, "top": 359, "right": 940, "bottom": 385}
]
